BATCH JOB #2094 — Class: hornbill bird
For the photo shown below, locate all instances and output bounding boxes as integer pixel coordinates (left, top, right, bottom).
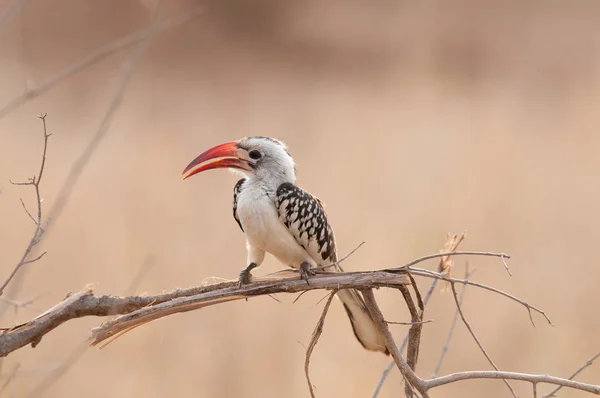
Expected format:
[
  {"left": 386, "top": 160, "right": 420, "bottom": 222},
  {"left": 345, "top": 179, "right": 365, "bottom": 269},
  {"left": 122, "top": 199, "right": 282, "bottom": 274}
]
[{"left": 182, "top": 136, "right": 388, "bottom": 355}]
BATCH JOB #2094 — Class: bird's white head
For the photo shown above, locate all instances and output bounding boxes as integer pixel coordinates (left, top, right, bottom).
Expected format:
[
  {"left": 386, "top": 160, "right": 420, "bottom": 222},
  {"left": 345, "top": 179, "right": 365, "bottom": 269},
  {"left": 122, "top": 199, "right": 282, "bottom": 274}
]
[{"left": 182, "top": 136, "right": 297, "bottom": 187}]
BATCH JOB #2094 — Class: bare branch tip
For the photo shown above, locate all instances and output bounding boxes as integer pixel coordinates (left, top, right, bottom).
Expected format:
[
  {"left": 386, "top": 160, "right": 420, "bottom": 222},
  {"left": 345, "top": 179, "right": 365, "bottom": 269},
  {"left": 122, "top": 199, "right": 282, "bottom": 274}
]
[{"left": 500, "top": 254, "right": 513, "bottom": 276}]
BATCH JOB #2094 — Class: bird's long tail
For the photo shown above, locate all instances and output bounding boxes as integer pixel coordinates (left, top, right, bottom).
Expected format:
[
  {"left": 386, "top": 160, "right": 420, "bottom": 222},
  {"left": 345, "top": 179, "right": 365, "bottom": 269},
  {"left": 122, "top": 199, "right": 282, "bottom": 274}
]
[{"left": 335, "top": 288, "right": 390, "bottom": 355}]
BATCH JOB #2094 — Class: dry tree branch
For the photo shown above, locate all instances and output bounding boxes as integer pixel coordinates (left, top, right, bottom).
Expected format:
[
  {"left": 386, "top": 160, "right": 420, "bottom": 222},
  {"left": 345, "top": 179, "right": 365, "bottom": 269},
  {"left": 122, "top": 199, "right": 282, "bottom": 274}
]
[
  {"left": 449, "top": 278, "right": 518, "bottom": 398},
  {"left": 0, "top": 271, "right": 410, "bottom": 357},
  {"left": 89, "top": 271, "right": 409, "bottom": 347},
  {"left": 0, "top": 256, "right": 596, "bottom": 396},
  {"left": 0, "top": 6, "right": 203, "bottom": 120},
  {"left": 541, "top": 351, "right": 600, "bottom": 398},
  {"left": 91, "top": 250, "right": 513, "bottom": 350},
  {"left": 1, "top": 114, "right": 51, "bottom": 297},
  {"left": 304, "top": 291, "right": 336, "bottom": 398}
]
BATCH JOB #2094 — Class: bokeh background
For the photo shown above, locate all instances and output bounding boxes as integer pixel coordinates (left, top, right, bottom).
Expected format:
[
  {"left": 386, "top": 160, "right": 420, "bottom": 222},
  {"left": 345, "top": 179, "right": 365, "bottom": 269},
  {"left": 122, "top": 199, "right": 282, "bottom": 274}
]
[{"left": 1, "top": 1, "right": 599, "bottom": 397}]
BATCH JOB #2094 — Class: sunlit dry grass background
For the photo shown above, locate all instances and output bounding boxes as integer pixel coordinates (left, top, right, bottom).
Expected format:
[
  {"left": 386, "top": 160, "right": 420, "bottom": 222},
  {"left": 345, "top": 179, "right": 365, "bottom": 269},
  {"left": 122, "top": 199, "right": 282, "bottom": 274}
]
[{"left": 1, "top": 1, "right": 599, "bottom": 397}]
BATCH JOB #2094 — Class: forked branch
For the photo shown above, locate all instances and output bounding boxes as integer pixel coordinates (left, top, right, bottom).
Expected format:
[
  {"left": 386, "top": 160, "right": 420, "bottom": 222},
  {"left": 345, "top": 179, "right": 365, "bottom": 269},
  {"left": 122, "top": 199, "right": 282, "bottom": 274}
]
[{"left": 1, "top": 114, "right": 51, "bottom": 296}]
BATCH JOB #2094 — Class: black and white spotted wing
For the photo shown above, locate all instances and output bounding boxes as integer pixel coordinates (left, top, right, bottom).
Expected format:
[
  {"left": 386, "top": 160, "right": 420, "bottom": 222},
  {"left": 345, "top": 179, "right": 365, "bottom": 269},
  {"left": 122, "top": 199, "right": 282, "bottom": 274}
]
[
  {"left": 276, "top": 182, "right": 337, "bottom": 265},
  {"left": 232, "top": 178, "right": 246, "bottom": 232}
]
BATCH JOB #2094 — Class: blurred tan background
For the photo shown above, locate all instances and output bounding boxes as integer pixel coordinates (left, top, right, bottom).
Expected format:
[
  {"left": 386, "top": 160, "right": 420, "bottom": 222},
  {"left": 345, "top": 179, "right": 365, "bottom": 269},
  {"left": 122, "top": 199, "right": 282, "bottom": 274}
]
[{"left": 1, "top": 1, "right": 599, "bottom": 397}]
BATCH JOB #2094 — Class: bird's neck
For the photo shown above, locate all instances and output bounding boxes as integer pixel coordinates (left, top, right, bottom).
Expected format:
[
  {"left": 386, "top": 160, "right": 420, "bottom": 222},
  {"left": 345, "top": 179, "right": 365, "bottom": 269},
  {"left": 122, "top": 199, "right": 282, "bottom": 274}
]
[{"left": 245, "top": 172, "right": 296, "bottom": 198}]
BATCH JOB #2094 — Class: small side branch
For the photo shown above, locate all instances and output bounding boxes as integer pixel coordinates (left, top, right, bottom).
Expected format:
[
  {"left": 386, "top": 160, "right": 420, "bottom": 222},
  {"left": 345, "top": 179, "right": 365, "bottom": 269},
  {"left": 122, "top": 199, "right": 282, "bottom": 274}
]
[
  {"left": 304, "top": 291, "right": 336, "bottom": 398},
  {"left": 1, "top": 114, "right": 51, "bottom": 296}
]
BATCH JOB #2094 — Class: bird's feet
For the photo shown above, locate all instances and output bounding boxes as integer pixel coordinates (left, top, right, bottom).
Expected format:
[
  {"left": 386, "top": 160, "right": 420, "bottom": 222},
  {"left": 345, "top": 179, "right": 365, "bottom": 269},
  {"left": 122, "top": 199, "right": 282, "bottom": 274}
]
[
  {"left": 299, "top": 261, "right": 315, "bottom": 285},
  {"left": 238, "top": 262, "right": 258, "bottom": 289}
]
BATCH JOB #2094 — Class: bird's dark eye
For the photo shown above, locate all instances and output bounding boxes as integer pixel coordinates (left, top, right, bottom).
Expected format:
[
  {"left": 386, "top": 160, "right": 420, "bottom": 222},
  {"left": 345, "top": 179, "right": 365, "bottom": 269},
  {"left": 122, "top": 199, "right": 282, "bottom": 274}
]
[{"left": 249, "top": 150, "right": 262, "bottom": 160}]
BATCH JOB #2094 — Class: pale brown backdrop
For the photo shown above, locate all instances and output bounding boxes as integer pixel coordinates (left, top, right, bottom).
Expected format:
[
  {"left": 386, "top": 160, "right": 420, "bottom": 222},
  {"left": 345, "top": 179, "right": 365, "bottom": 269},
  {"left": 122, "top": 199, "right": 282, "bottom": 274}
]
[{"left": 1, "top": 1, "right": 599, "bottom": 397}]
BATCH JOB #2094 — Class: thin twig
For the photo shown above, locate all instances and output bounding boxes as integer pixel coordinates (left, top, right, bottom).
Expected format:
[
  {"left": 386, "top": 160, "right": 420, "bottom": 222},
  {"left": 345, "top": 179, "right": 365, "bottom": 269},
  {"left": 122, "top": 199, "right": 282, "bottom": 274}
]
[
  {"left": 312, "top": 241, "right": 365, "bottom": 272},
  {"left": 432, "top": 265, "right": 473, "bottom": 378},
  {"left": 304, "top": 291, "right": 336, "bottom": 398},
  {"left": 500, "top": 255, "right": 513, "bottom": 276},
  {"left": 408, "top": 267, "right": 552, "bottom": 326},
  {"left": 402, "top": 250, "right": 510, "bottom": 269},
  {"left": 541, "top": 351, "right": 600, "bottom": 398},
  {"left": 386, "top": 320, "right": 432, "bottom": 326},
  {"left": 450, "top": 281, "right": 518, "bottom": 398},
  {"left": 18, "top": 198, "right": 36, "bottom": 225},
  {"left": 0, "top": 115, "right": 51, "bottom": 296}
]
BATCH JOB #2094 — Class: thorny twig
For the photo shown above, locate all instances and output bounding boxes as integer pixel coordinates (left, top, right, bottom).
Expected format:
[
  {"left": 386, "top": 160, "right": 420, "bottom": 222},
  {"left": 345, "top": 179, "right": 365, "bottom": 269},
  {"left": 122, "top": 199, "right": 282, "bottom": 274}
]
[
  {"left": 0, "top": 114, "right": 51, "bottom": 297},
  {"left": 304, "top": 291, "right": 336, "bottom": 398}
]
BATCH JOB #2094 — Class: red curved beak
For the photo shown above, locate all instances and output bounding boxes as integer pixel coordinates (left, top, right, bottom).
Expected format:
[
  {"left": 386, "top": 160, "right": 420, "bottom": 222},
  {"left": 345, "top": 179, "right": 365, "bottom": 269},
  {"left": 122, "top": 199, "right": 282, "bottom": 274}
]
[{"left": 182, "top": 141, "right": 251, "bottom": 180}]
